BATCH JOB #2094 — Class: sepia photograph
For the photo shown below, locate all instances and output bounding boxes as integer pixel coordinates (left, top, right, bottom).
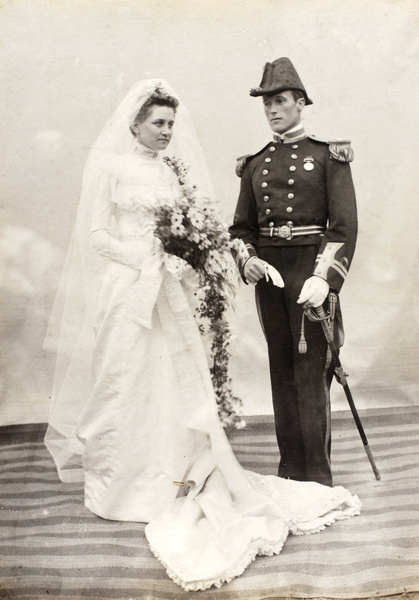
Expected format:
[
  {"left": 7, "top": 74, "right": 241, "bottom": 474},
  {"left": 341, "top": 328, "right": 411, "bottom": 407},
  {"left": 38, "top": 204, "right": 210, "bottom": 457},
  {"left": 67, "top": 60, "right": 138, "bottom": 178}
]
[{"left": 0, "top": 0, "right": 418, "bottom": 598}]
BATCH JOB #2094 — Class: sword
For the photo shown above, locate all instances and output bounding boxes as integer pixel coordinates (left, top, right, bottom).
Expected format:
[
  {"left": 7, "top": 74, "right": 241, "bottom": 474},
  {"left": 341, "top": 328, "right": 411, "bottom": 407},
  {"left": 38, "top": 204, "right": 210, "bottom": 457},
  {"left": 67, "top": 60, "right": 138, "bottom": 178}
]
[{"left": 305, "top": 303, "right": 381, "bottom": 481}]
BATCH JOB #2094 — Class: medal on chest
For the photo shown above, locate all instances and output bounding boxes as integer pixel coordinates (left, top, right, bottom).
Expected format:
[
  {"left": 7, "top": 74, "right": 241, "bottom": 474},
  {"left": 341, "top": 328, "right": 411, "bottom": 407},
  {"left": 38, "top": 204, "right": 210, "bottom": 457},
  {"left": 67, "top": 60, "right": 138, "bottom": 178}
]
[{"left": 303, "top": 156, "right": 314, "bottom": 171}]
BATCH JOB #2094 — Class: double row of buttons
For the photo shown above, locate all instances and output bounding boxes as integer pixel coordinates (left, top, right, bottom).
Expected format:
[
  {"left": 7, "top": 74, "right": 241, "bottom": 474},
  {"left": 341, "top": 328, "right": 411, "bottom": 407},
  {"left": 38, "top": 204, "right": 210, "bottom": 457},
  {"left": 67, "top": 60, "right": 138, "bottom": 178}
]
[{"left": 261, "top": 143, "right": 299, "bottom": 218}]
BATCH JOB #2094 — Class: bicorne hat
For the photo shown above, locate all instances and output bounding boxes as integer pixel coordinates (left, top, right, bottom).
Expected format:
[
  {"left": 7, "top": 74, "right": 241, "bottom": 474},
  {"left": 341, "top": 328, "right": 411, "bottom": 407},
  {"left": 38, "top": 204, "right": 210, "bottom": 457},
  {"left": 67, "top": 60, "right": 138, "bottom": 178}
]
[{"left": 250, "top": 57, "right": 313, "bottom": 105}]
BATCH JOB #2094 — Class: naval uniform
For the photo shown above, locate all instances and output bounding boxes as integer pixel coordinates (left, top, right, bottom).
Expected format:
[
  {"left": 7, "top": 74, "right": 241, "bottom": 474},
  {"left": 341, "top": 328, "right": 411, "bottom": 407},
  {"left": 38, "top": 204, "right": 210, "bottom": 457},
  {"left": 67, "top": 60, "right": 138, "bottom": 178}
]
[{"left": 229, "top": 125, "right": 357, "bottom": 486}]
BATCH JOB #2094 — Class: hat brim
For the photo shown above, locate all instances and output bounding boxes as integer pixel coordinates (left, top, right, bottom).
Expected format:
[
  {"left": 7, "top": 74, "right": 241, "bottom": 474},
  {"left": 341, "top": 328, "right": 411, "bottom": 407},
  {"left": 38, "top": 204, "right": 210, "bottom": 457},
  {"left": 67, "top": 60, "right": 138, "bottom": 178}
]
[{"left": 250, "top": 86, "right": 313, "bottom": 105}]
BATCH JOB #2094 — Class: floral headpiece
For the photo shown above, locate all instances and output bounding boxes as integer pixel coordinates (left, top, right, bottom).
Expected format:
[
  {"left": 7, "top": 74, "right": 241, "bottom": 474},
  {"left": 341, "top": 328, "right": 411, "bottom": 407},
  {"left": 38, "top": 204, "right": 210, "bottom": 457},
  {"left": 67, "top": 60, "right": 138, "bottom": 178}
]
[{"left": 154, "top": 82, "right": 169, "bottom": 97}]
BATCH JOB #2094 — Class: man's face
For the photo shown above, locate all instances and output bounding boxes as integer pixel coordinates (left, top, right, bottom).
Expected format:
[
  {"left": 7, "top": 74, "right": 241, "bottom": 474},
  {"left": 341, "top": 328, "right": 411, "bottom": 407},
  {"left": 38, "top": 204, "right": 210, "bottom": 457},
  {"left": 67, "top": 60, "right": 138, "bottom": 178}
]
[{"left": 263, "top": 91, "right": 305, "bottom": 134}]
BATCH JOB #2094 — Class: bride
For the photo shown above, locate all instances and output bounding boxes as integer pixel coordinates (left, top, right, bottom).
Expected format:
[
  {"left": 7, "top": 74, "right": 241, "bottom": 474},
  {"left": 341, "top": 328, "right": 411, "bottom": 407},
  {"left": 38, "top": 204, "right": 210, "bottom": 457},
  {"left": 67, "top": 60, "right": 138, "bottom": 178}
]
[{"left": 45, "top": 79, "right": 361, "bottom": 591}]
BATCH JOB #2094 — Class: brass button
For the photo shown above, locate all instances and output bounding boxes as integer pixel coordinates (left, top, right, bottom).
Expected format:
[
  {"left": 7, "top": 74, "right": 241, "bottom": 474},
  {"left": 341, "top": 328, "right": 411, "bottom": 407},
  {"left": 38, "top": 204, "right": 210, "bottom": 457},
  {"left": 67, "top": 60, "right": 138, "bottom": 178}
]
[
  {"left": 287, "top": 193, "right": 294, "bottom": 199},
  {"left": 266, "top": 208, "right": 271, "bottom": 215},
  {"left": 269, "top": 221, "right": 274, "bottom": 227},
  {"left": 263, "top": 195, "right": 269, "bottom": 201},
  {"left": 262, "top": 169, "right": 269, "bottom": 175},
  {"left": 291, "top": 154, "right": 298, "bottom": 159},
  {"left": 269, "top": 146, "right": 276, "bottom": 152},
  {"left": 286, "top": 206, "right": 293, "bottom": 213},
  {"left": 288, "top": 179, "right": 295, "bottom": 185},
  {"left": 265, "top": 157, "right": 272, "bottom": 163},
  {"left": 289, "top": 165, "right": 296, "bottom": 171},
  {"left": 261, "top": 182, "right": 268, "bottom": 188}
]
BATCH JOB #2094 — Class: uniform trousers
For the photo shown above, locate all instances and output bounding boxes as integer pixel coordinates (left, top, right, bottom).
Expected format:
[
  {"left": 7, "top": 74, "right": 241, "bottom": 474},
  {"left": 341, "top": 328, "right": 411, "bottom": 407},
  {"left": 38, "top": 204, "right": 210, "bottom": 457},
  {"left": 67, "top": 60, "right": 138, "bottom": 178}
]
[{"left": 256, "top": 244, "right": 336, "bottom": 486}]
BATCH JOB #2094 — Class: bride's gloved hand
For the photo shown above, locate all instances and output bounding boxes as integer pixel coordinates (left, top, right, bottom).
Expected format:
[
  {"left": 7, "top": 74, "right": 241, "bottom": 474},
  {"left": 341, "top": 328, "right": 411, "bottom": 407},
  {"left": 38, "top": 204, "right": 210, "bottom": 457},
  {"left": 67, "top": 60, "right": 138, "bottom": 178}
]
[{"left": 244, "top": 257, "right": 284, "bottom": 288}]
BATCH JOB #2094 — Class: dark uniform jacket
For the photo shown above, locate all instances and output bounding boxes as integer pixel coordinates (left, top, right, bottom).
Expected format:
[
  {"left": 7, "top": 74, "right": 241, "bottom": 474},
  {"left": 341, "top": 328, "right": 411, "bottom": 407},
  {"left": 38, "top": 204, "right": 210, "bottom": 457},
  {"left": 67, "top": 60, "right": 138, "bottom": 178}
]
[{"left": 230, "top": 134, "right": 358, "bottom": 292}]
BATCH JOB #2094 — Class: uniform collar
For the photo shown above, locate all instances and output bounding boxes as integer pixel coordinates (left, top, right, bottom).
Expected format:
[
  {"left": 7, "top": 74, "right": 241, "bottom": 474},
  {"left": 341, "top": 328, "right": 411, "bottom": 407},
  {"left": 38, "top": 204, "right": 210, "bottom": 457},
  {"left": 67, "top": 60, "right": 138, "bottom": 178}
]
[{"left": 273, "top": 123, "right": 307, "bottom": 144}]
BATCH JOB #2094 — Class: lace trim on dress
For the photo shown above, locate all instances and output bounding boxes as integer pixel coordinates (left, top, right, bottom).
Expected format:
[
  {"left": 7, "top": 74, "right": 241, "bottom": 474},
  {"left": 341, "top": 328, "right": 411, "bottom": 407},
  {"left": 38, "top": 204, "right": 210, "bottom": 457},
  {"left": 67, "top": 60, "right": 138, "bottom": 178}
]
[
  {"left": 147, "top": 485, "right": 360, "bottom": 592},
  {"left": 134, "top": 142, "right": 159, "bottom": 159},
  {"left": 245, "top": 470, "right": 362, "bottom": 526},
  {"left": 288, "top": 504, "right": 360, "bottom": 536},
  {"left": 147, "top": 528, "right": 289, "bottom": 592}
]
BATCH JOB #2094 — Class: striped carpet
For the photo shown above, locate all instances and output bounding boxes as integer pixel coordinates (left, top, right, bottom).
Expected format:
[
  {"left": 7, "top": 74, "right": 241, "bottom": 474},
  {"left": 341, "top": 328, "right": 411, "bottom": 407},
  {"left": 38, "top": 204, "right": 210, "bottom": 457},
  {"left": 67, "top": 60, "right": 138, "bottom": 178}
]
[{"left": 1, "top": 407, "right": 418, "bottom": 600}]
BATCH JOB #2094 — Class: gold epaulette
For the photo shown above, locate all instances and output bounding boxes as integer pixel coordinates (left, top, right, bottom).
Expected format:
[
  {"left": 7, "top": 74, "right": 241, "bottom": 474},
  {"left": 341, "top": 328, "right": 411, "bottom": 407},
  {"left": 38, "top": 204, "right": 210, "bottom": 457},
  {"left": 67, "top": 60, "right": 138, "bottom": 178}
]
[
  {"left": 328, "top": 140, "right": 354, "bottom": 162},
  {"left": 235, "top": 143, "right": 271, "bottom": 177},
  {"left": 309, "top": 135, "right": 354, "bottom": 163},
  {"left": 235, "top": 155, "right": 252, "bottom": 177}
]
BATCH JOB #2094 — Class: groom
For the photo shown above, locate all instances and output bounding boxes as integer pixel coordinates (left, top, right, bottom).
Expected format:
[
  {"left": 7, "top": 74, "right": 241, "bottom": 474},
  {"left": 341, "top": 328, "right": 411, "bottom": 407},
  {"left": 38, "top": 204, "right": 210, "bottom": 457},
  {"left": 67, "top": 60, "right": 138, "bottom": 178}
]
[{"left": 229, "top": 58, "right": 357, "bottom": 486}]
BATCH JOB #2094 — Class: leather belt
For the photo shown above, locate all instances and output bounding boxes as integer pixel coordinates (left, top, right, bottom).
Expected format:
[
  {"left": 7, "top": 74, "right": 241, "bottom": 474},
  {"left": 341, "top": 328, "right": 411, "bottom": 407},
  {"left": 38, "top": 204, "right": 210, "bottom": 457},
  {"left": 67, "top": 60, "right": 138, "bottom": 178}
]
[{"left": 259, "top": 224, "right": 325, "bottom": 241}]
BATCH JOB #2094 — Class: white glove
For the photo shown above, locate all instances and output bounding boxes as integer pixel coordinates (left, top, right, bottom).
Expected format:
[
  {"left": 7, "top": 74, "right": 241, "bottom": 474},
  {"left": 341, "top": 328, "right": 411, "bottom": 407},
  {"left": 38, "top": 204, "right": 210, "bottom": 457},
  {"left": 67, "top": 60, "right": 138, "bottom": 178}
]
[
  {"left": 244, "top": 257, "right": 284, "bottom": 287},
  {"left": 297, "top": 276, "right": 330, "bottom": 307},
  {"left": 264, "top": 263, "right": 285, "bottom": 288}
]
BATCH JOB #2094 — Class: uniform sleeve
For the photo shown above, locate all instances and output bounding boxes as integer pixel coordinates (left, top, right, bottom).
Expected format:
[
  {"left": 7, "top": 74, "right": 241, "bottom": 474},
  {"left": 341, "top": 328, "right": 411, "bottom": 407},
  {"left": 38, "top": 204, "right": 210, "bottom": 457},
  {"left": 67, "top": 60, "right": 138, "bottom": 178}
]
[
  {"left": 90, "top": 173, "right": 155, "bottom": 271},
  {"left": 229, "top": 163, "right": 260, "bottom": 280},
  {"left": 313, "top": 158, "right": 357, "bottom": 292}
]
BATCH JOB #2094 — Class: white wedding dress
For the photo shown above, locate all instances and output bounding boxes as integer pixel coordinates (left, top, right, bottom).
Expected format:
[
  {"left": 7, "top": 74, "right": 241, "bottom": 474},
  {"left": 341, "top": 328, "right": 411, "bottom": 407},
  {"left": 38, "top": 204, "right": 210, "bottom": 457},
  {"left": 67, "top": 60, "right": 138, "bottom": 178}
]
[{"left": 46, "top": 144, "right": 361, "bottom": 592}]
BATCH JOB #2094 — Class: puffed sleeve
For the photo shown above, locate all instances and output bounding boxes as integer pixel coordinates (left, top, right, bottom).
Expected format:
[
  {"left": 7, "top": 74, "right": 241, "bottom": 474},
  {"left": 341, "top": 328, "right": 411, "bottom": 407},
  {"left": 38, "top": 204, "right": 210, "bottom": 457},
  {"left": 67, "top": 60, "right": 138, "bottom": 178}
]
[
  {"left": 312, "top": 157, "right": 358, "bottom": 292},
  {"left": 90, "top": 172, "right": 155, "bottom": 270}
]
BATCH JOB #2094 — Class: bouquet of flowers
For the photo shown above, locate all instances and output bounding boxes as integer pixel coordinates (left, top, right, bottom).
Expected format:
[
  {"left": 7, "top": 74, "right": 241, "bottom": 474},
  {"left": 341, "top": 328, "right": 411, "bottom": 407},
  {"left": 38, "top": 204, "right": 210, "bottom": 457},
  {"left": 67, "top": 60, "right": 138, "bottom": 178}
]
[{"left": 149, "top": 156, "right": 249, "bottom": 429}]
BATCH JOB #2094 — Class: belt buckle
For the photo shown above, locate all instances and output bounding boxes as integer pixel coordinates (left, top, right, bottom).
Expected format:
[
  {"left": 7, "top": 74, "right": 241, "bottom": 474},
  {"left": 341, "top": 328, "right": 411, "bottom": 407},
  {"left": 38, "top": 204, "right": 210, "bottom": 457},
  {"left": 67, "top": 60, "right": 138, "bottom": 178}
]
[
  {"left": 269, "top": 224, "right": 293, "bottom": 240},
  {"left": 278, "top": 224, "right": 293, "bottom": 240}
]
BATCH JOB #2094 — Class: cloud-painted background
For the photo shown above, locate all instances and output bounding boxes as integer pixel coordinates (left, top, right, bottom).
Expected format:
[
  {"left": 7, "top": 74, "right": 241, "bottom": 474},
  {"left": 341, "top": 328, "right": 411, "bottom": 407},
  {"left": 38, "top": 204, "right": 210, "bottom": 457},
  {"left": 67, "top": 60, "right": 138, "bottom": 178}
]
[{"left": 1, "top": 0, "right": 418, "bottom": 424}]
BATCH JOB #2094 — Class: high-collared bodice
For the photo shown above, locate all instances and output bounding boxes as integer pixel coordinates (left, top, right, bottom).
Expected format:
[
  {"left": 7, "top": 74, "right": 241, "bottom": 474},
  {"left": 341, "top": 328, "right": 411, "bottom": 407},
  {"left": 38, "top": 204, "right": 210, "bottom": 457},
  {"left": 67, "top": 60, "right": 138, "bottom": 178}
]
[{"left": 105, "top": 146, "right": 180, "bottom": 239}]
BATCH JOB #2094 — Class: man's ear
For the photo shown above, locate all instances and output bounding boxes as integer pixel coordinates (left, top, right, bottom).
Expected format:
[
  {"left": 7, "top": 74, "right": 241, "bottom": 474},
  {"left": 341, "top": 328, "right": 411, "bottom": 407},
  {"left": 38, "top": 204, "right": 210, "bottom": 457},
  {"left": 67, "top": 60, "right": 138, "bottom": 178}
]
[{"left": 297, "top": 98, "right": 305, "bottom": 112}]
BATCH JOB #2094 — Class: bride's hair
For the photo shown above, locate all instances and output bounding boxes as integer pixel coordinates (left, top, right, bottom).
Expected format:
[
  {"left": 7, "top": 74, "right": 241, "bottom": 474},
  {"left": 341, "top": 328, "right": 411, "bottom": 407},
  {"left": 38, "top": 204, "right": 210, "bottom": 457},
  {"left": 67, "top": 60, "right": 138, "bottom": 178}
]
[{"left": 130, "top": 90, "right": 179, "bottom": 134}]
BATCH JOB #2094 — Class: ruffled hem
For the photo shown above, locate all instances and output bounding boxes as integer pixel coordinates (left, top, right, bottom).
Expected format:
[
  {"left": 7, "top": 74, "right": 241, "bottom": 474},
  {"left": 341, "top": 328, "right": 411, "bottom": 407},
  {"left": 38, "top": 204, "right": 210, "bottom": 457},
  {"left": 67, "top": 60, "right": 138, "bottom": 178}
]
[
  {"left": 289, "top": 494, "right": 362, "bottom": 535},
  {"left": 245, "top": 471, "right": 362, "bottom": 525},
  {"left": 146, "top": 489, "right": 361, "bottom": 591},
  {"left": 147, "top": 529, "right": 289, "bottom": 592},
  {"left": 290, "top": 489, "right": 362, "bottom": 530}
]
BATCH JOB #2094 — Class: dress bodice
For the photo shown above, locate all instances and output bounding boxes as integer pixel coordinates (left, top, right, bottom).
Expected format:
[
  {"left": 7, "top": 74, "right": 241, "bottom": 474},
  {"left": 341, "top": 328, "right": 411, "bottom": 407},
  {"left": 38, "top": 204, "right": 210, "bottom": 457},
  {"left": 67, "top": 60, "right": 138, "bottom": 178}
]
[{"left": 107, "top": 147, "right": 180, "bottom": 240}]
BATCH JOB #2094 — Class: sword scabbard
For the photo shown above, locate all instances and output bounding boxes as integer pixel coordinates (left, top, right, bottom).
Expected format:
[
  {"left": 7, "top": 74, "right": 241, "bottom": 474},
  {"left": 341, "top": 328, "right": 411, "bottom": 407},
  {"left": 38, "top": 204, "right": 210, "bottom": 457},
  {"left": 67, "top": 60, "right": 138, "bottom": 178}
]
[{"left": 312, "top": 304, "right": 381, "bottom": 481}]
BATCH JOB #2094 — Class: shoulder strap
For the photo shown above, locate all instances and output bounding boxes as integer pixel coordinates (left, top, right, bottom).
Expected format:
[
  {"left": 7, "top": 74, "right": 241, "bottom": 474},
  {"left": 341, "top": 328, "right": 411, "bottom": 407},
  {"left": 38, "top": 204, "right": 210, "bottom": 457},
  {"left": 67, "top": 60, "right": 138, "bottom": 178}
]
[
  {"left": 308, "top": 135, "right": 354, "bottom": 162},
  {"left": 328, "top": 140, "right": 354, "bottom": 162},
  {"left": 235, "top": 143, "right": 271, "bottom": 177}
]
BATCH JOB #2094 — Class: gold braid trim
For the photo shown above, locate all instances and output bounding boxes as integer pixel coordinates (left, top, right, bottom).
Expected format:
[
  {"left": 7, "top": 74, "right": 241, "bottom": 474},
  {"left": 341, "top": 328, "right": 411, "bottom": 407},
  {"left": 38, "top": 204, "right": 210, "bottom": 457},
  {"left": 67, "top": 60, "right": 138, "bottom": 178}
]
[
  {"left": 329, "top": 140, "right": 354, "bottom": 163},
  {"left": 235, "top": 155, "right": 252, "bottom": 177}
]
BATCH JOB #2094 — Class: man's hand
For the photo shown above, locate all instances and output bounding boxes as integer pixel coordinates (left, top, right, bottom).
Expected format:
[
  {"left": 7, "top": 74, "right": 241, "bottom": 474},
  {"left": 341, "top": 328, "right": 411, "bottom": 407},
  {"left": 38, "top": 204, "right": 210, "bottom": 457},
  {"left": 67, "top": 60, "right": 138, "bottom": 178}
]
[
  {"left": 244, "top": 257, "right": 284, "bottom": 287},
  {"left": 297, "top": 276, "right": 330, "bottom": 307}
]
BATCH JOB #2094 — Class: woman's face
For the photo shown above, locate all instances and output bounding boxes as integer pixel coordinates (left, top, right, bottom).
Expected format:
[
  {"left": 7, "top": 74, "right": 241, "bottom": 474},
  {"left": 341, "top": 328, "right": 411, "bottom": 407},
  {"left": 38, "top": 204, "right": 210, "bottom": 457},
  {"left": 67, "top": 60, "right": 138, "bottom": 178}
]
[{"left": 132, "top": 105, "right": 175, "bottom": 151}]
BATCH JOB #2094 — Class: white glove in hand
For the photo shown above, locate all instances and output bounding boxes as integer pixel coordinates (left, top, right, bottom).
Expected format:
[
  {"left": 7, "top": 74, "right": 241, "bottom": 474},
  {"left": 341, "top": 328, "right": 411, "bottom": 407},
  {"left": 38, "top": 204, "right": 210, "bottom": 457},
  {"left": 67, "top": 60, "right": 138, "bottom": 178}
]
[
  {"left": 264, "top": 264, "right": 285, "bottom": 288},
  {"left": 244, "top": 257, "right": 284, "bottom": 287},
  {"left": 297, "top": 276, "right": 330, "bottom": 307}
]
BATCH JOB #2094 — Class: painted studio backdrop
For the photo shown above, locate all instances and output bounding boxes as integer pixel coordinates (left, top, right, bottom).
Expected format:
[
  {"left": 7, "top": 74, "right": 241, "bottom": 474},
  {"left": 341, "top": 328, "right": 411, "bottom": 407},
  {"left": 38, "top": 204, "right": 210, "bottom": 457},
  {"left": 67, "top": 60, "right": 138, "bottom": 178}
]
[{"left": 0, "top": 0, "right": 418, "bottom": 426}]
